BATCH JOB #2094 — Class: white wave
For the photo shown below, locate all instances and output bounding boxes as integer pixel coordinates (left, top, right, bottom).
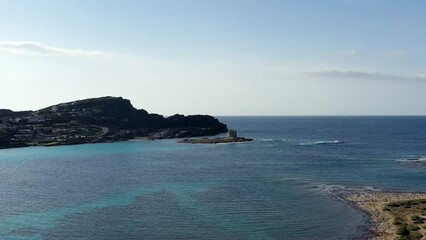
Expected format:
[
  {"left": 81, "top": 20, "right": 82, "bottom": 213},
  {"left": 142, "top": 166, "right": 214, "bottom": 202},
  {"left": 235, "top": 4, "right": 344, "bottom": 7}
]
[
  {"left": 257, "top": 138, "right": 292, "bottom": 142},
  {"left": 396, "top": 156, "right": 426, "bottom": 163},
  {"left": 315, "top": 140, "right": 342, "bottom": 145},
  {"left": 317, "top": 184, "right": 381, "bottom": 200},
  {"left": 319, "top": 184, "right": 381, "bottom": 193},
  {"left": 299, "top": 140, "right": 343, "bottom": 146}
]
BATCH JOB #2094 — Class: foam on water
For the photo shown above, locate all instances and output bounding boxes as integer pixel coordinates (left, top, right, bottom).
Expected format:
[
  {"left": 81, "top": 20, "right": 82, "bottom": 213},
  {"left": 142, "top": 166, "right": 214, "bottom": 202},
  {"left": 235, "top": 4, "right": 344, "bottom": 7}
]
[
  {"left": 316, "top": 184, "right": 381, "bottom": 198},
  {"left": 257, "top": 138, "right": 342, "bottom": 146},
  {"left": 259, "top": 138, "right": 275, "bottom": 142},
  {"left": 298, "top": 140, "right": 343, "bottom": 146},
  {"left": 396, "top": 156, "right": 426, "bottom": 163},
  {"left": 395, "top": 156, "right": 426, "bottom": 169}
]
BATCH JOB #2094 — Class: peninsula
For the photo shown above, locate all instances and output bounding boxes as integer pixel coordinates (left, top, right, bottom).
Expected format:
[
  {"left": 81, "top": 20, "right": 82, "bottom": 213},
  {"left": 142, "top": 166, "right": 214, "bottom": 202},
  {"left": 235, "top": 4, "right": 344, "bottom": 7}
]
[{"left": 0, "top": 97, "right": 228, "bottom": 149}]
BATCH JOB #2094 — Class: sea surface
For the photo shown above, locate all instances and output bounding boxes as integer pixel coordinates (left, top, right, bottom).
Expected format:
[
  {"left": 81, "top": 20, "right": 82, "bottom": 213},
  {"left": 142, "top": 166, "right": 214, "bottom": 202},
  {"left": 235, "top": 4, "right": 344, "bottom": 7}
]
[{"left": 1, "top": 116, "right": 426, "bottom": 240}]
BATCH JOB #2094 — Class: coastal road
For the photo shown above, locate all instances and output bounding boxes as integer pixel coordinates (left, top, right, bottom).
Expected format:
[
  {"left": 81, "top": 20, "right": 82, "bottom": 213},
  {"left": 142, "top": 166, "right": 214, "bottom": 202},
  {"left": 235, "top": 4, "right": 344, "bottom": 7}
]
[{"left": 92, "top": 126, "right": 109, "bottom": 142}]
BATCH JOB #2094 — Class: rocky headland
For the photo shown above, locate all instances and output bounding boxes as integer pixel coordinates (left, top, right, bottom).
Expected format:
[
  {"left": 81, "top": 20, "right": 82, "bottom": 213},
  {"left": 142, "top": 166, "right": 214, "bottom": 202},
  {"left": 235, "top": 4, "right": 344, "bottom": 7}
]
[{"left": 0, "top": 96, "right": 228, "bottom": 149}]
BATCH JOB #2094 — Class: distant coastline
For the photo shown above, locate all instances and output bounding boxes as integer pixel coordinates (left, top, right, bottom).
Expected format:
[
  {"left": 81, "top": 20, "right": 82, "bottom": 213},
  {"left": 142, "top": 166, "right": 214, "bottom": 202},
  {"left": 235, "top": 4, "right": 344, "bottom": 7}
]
[{"left": 0, "top": 96, "right": 228, "bottom": 150}]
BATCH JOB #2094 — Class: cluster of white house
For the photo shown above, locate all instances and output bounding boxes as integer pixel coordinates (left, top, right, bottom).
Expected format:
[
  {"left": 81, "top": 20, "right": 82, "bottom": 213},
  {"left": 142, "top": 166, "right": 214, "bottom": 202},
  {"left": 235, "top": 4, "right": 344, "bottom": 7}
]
[{"left": 0, "top": 116, "right": 93, "bottom": 142}]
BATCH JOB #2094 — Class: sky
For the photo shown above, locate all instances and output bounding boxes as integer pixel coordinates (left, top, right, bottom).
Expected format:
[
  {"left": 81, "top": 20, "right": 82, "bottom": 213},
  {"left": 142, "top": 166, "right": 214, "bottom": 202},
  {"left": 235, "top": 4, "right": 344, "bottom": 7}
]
[{"left": 1, "top": 0, "right": 426, "bottom": 116}]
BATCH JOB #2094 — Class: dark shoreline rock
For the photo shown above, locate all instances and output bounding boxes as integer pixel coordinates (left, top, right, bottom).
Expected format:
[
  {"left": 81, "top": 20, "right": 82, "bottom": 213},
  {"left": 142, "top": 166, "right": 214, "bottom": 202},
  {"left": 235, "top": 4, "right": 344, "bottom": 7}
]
[{"left": 178, "top": 137, "right": 253, "bottom": 144}]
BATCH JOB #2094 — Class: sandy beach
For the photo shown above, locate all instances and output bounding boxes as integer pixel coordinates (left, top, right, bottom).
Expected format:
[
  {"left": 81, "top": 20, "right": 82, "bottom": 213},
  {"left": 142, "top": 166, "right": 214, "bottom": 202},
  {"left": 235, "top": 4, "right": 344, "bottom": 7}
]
[{"left": 346, "top": 192, "right": 426, "bottom": 240}]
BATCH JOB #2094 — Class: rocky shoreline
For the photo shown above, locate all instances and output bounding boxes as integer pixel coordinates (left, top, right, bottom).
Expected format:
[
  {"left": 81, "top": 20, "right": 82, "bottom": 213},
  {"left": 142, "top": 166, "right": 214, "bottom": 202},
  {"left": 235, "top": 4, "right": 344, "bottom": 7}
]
[
  {"left": 178, "top": 129, "right": 253, "bottom": 144},
  {"left": 346, "top": 192, "right": 426, "bottom": 240},
  {"left": 178, "top": 136, "right": 253, "bottom": 144}
]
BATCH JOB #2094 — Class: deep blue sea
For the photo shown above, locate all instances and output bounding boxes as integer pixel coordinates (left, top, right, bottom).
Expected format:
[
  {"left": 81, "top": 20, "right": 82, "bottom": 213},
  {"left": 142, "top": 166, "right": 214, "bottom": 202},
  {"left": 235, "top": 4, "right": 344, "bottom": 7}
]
[{"left": 1, "top": 117, "right": 426, "bottom": 240}]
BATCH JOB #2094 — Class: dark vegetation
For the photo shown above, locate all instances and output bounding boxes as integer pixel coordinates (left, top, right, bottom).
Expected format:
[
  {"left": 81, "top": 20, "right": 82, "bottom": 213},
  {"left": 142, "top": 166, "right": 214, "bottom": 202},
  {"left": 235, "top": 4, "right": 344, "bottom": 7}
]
[{"left": 386, "top": 199, "right": 426, "bottom": 240}]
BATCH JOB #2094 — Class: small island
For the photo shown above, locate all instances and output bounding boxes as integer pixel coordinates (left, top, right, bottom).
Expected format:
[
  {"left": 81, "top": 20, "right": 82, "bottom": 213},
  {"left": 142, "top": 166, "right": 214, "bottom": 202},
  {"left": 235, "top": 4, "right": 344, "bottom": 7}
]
[
  {"left": 346, "top": 192, "right": 426, "bottom": 240},
  {"left": 178, "top": 129, "right": 253, "bottom": 144}
]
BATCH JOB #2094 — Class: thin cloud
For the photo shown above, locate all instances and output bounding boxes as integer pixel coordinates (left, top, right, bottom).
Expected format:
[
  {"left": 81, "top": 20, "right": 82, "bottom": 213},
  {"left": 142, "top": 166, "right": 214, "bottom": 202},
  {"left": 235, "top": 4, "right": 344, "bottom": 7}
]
[
  {"left": 0, "top": 41, "right": 104, "bottom": 57},
  {"left": 335, "top": 49, "right": 357, "bottom": 55},
  {"left": 383, "top": 50, "right": 407, "bottom": 57},
  {"left": 306, "top": 70, "right": 426, "bottom": 82}
]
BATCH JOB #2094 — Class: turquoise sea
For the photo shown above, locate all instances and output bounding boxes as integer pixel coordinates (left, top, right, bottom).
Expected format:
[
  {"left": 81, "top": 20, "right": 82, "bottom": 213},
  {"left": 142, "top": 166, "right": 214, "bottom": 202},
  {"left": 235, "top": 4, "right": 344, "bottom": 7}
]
[{"left": 1, "top": 116, "right": 426, "bottom": 239}]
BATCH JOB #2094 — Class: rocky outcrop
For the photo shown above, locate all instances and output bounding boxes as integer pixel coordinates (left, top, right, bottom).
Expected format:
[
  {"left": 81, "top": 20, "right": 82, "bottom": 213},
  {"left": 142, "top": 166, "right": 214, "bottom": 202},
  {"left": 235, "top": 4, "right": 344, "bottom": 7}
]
[{"left": 178, "top": 137, "right": 253, "bottom": 144}]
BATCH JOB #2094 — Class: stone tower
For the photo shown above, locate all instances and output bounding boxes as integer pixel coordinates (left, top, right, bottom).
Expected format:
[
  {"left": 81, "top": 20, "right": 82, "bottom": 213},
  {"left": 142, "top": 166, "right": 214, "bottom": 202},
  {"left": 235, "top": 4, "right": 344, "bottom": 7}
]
[{"left": 227, "top": 129, "right": 237, "bottom": 138}]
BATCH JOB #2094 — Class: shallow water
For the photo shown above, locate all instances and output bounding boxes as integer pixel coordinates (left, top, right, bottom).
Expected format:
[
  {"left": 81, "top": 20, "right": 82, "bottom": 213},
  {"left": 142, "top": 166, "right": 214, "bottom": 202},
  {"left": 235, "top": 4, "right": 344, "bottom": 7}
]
[{"left": 1, "top": 116, "right": 425, "bottom": 239}]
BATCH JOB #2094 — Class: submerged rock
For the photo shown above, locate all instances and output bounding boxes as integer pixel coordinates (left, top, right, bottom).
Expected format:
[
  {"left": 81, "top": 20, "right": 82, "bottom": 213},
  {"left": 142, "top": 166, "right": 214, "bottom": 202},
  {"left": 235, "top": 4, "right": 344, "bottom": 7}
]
[{"left": 178, "top": 137, "right": 253, "bottom": 144}]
